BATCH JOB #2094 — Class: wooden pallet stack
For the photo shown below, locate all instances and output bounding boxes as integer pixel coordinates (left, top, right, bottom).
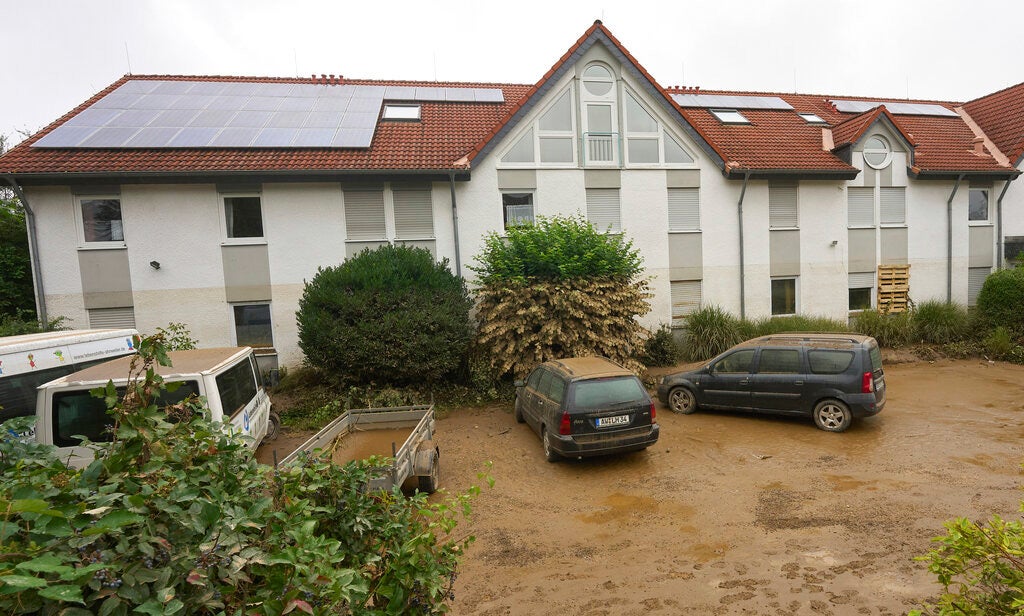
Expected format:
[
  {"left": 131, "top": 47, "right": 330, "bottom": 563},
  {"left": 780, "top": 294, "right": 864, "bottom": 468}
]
[{"left": 877, "top": 264, "right": 910, "bottom": 313}]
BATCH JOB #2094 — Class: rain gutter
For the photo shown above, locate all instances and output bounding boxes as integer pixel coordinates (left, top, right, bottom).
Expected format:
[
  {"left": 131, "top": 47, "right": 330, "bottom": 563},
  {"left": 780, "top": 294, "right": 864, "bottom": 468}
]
[
  {"left": 448, "top": 172, "right": 462, "bottom": 277},
  {"left": 996, "top": 177, "right": 1015, "bottom": 269},
  {"left": 946, "top": 174, "right": 965, "bottom": 303},
  {"left": 737, "top": 171, "right": 751, "bottom": 319}
]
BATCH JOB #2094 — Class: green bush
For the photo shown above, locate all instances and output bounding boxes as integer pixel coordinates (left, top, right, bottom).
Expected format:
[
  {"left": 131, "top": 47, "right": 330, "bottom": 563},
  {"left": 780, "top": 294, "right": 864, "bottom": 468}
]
[
  {"left": 983, "top": 326, "right": 1015, "bottom": 359},
  {"left": 0, "top": 334, "right": 483, "bottom": 615},
  {"left": 746, "top": 315, "right": 850, "bottom": 337},
  {"left": 976, "top": 266, "right": 1024, "bottom": 335},
  {"left": 680, "top": 306, "right": 743, "bottom": 361},
  {"left": 641, "top": 324, "right": 681, "bottom": 367},
  {"left": 0, "top": 314, "right": 69, "bottom": 337},
  {"left": 297, "top": 245, "right": 473, "bottom": 385},
  {"left": 912, "top": 300, "right": 970, "bottom": 344},
  {"left": 850, "top": 309, "right": 915, "bottom": 347}
]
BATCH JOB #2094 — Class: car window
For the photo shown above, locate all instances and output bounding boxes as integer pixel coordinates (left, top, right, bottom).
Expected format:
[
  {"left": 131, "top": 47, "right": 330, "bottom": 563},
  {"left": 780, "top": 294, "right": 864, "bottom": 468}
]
[
  {"left": 536, "top": 370, "right": 555, "bottom": 400},
  {"left": 571, "top": 376, "right": 646, "bottom": 410},
  {"left": 868, "top": 345, "right": 883, "bottom": 372},
  {"left": 757, "top": 349, "right": 801, "bottom": 374},
  {"left": 713, "top": 350, "right": 756, "bottom": 374},
  {"left": 808, "top": 350, "right": 855, "bottom": 374},
  {"left": 527, "top": 367, "right": 544, "bottom": 390},
  {"left": 543, "top": 374, "right": 567, "bottom": 405},
  {"left": 215, "top": 358, "right": 258, "bottom": 418}
]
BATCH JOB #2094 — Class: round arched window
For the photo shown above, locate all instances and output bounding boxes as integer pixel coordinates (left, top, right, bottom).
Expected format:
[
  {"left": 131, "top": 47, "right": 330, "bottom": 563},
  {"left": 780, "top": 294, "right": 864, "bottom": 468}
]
[
  {"left": 583, "top": 64, "right": 614, "bottom": 97},
  {"left": 863, "top": 135, "right": 892, "bottom": 169}
]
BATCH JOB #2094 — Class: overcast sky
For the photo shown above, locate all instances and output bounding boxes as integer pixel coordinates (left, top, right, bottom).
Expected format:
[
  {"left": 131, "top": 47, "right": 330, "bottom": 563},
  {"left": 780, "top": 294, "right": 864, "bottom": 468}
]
[{"left": 5, "top": 0, "right": 1023, "bottom": 146}]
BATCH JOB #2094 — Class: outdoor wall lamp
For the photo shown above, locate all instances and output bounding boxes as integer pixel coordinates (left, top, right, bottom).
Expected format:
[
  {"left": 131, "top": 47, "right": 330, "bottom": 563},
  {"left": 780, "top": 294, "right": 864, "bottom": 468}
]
[{"left": 149, "top": 260, "right": 161, "bottom": 270}]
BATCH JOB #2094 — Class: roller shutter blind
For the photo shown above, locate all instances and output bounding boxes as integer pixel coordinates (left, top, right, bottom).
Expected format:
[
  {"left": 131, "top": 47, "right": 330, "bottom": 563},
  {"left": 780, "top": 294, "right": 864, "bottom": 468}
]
[
  {"left": 344, "top": 190, "right": 386, "bottom": 240},
  {"left": 968, "top": 267, "right": 989, "bottom": 306},
  {"left": 586, "top": 189, "right": 621, "bottom": 233},
  {"left": 392, "top": 187, "right": 434, "bottom": 239},
  {"left": 671, "top": 280, "right": 702, "bottom": 322},
  {"left": 848, "top": 272, "right": 874, "bottom": 288},
  {"left": 848, "top": 187, "right": 874, "bottom": 227},
  {"left": 880, "top": 187, "right": 906, "bottom": 225},
  {"left": 769, "top": 183, "right": 798, "bottom": 228},
  {"left": 668, "top": 188, "right": 700, "bottom": 231},
  {"left": 88, "top": 307, "right": 136, "bottom": 329}
]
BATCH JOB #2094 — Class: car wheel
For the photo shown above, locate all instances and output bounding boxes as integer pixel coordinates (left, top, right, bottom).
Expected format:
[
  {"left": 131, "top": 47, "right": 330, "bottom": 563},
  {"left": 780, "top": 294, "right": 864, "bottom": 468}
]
[
  {"left": 514, "top": 399, "right": 525, "bottom": 423},
  {"left": 813, "top": 399, "right": 852, "bottom": 432},
  {"left": 668, "top": 387, "right": 698, "bottom": 415},
  {"left": 263, "top": 412, "right": 281, "bottom": 442},
  {"left": 542, "top": 427, "right": 560, "bottom": 463}
]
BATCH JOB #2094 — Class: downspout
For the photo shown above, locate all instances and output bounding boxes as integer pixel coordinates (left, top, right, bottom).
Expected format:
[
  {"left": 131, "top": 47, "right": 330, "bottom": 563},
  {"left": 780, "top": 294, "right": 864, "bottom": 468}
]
[
  {"left": 736, "top": 171, "right": 751, "bottom": 320},
  {"left": 1, "top": 175, "right": 46, "bottom": 324},
  {"left": 946, "top": 174, "right": 965, "bottom": 304},
  {"left": 448, "top": 172, "right": 462, "bottom": 277},
  {"left": 996, "top": 177, "right": 1014, "bottom": 269}
]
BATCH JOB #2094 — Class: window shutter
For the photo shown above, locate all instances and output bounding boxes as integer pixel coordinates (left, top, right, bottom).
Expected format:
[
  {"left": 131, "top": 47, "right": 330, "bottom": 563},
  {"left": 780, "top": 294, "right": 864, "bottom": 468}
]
[
  {"left": 848, "top": 271, "right": 874, "bottom": 289},
  {"left": 88, "top": 307, "right": 136, "bottom": 329},
  {"left": 848, "top": 187, "right": 874, "bottom": 227},
  {"left": 586, "top": 189, "right": 621, "bottom": 233},
  {"left": 344, "top": 190, "right": 386, "bottom": 240},
  {"left": 668, "top": 188, "right": 700, "bottom": 231},
  {"left": 769, "top": 183, "right": 798, "bottom": 228},
  {"left": 393, "top": 187, "right": 434, "bottom": 239},
  {"left": 880, "top": 187, "right": 906, "bottom": 225},
  {"left": 968, "top": 267, "right": 989, "bottom": 306},
  {"left": 671, "top": 280, "right": 702, "bottom": 322}
]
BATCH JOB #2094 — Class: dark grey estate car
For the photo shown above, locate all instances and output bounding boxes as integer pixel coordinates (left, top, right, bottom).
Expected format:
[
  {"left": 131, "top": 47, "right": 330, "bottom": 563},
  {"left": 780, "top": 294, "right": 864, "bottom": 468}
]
[
  {"left": 657, "top": 333, "right": 885, "bottom": 432},
  {"left": 515, "top": 357, "right": 659, "bottom": 462}
]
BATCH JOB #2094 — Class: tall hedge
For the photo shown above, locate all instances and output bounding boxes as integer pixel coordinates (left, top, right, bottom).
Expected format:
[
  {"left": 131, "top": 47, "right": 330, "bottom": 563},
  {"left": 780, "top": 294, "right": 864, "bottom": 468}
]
[
  {"left": 297, "top": 245, "right": 472, "bottom": 384},
  {"left": 471, "top": 215, "right": 650, "bottom": 378},
  {"left": 976, "top": 266, "right": 1024, "bottom": 335}
]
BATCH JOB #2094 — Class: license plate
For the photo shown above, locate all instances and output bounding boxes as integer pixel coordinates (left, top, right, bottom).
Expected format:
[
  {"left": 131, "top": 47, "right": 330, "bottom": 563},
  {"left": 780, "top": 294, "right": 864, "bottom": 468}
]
[{"left": 596, "top": 414, "right": 629, "bottom": 428}]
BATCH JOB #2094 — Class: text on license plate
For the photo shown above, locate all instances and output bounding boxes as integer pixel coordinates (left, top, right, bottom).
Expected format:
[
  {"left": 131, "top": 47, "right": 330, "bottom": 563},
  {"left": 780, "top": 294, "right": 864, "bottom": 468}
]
[{"left": 596, "top": 415, "right": 630, "bottom": 427}]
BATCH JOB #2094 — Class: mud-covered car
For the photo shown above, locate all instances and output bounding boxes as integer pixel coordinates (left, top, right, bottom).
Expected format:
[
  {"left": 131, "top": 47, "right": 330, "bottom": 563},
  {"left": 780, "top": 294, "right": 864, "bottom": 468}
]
[
  {"left": 657, "top": 333, "right": 885, "bottom": 432},
  {"left": 514, "top": 356, "right": 659, "bottom": 462}
]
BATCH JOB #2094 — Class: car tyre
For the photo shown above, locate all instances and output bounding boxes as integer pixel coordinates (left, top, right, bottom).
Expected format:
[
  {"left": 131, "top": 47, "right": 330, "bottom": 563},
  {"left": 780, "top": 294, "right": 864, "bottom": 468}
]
[
  {"left": 813, "top": 399, "right": 852, "bottom": 432},
  {"left": 514, "top": 399, "right": 525, "bottom": 423},
  {"left": 263, "top": 412, "right": 281, "bottom": 442},
  {"left": 542, "top": 427, "right": 561, "bottom": 463},
  {"left": 668, "top": 386, "right": 698, "bottom": 415}
]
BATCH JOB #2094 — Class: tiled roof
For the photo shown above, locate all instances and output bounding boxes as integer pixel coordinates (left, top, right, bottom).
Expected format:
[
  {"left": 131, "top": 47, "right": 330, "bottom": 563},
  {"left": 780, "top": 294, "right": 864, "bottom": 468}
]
[
  {"left": 963, "top": 81, "right": 1024, "bottom": 166},
  {"left": 0, "top": 75, "right": 530, "bottom": 177}
]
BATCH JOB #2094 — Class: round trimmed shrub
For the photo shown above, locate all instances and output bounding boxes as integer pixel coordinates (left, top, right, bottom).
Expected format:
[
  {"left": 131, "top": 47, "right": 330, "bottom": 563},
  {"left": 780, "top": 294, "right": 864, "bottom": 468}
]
[
  {"left": 976, "top": 266, "right": 1024, "bottom": 335},
  {"left": 297, "top": 245, "right": 472, "bottom": 385}
]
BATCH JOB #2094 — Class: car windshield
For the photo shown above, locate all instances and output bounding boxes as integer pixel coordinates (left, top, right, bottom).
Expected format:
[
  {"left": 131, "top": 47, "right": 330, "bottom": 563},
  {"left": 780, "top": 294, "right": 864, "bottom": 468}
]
[{"left": 572, "top": 376, "right": 646, "bottom": 409}]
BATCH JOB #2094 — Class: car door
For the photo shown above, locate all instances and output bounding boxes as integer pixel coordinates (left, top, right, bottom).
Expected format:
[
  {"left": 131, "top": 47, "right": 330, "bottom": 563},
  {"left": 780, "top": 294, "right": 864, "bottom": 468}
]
[
  {"left": 699, "top": 349, "right": 756, "bottom": 410},
  {"left": 748, "top": 347, "right": 808, "bottom": 414},
  {"left": 533, "top": 370, "right": 562, "bottom": 431},
  {"left": 520, "top": 367, "right": 545, "bottom": 430}
]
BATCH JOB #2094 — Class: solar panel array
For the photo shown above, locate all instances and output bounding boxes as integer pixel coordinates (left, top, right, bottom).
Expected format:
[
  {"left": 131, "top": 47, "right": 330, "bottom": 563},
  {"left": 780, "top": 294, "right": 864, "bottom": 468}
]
[
  {"left": 671, "top": 94, "right": 794, "bottom": 111},
  {"left": 34, "top": 80, "right": 505, "bottom": 149},
  {"left": 830, "top": 100, "right": 958, "bottom": 117}
]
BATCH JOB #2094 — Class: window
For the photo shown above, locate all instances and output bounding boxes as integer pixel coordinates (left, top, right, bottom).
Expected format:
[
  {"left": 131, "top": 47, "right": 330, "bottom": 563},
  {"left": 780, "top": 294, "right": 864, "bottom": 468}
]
[
  {"left": 542, "top": 373, "right": 566, "bottom": 405},
  {"left": 586, "top": 189, "right": 621, "bottom": 233},
  {"left": 799, "top": 113, "right": 825, "bottom": 124},
  {"left": 862, "top": 136, "right": 892, "bottom": 169},
  {"left": 769, "top": 183, "right": 798, "bottom": 229},
  {"left": 223, "top": 195, "right": 264, "bottom": 239},
  {"left": 344, "top": 188, "right": 387, "bottom": 240},
  {"left": 808, "top": 350, "right": 854, "bottom": 374},
  {"left": 849, "top": 272, "right": 874, "bottom": 311},
  {"left": 713, "top": 349, "right": 756, "bottom": 374},
  {"left": 664, "top": 131, "right": 694, "bottom": 164},
  {"left": 78, "top": 197, "right": 124, "bottom": 245},
  {"left": 711, "top": 109, "right": 749, "bottom": 124},
  {"left": 667, "top": 188, "right": 700, "bottom": 231},
  {"left": 625, "top": 92, "right": 659, "bottom": 164},
  {"left": 582, "top": 64, "right": 614, "bottom": 97},
  {"left": 968, "top": 267, "right": 990, "bottom": 306},
  {"left": 572, "top": 376, "right": 646, "bottom": 409},
  {"left": 757, "top": 349, "right": 801, "bottom": 374},
  {"left": 880, "top": 187, "right": 906, "bottom": 225},
  {"left": 502, "top": 192, "right": 534, "bottom": 229},
  {"left": 88, "top": 307, "right": 136, "bottom": 329},
  {"left": 848, "top": 187, "right": 875, "bottom": 227},
  {"left": 233, "top": 304, "right": 273, "bottom": 348},
  {"left": 392, "top": 186, "right": 434, "bottom": 239},
  {"left": 771, "top": 277, "right": 797, "bottom": 315},
  {"left": 538, "top": 90, "right": 575, "bottom": 163},
  {"left": 52, "top": 382, "right": 200, "bottom": 447},
  {"left": 382, "top": 104, "right": 420, "bottom": 121},
  {"left": 969, "top": 188, "right": 990, "bottom": 222},
  {"left": 670, "top": 280, "right": 701, "bottom": 323},
  {"left": 215, "top": 356, "right": 259, "bottom": 418}
]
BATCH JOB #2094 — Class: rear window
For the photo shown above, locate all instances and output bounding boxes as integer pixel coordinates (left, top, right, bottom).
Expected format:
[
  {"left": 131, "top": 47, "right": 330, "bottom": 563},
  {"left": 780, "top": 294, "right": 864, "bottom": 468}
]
[
  {"left": 868, "top": 345, "right": 883, "bottom": 372},
  {"left": 808, "top": 350, "right": 855, "bottom": 375},
  {"left": 52, "top": 380, "right": 201, "bottom": 447},
  {"left": 571, "top": 376, "right": 646, "bottom": 410},
  {"left": 215, "top": 356, "right": 259, "bottom": 418}
]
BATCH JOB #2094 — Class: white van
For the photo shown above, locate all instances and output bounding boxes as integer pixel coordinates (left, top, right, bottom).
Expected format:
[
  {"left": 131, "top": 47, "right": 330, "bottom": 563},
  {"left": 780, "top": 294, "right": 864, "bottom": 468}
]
[
  {"left": 36, "top": 347, "right": 277, "bottom": 468},
  {"left": 0, "top": 329, "right": 138, "bottom": 422}
]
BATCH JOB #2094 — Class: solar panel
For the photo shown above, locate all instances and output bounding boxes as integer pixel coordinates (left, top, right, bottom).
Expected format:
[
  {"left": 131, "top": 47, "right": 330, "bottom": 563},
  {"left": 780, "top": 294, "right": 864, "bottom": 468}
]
[
  {"left": 830, "top": 99, "right": 958, "bottom": 117},
  {"left": 35, "top": 79, "right": 506, "bottom": 149},
  {"left": 672, "top": 94, "right": 793, "bottom": 110}
]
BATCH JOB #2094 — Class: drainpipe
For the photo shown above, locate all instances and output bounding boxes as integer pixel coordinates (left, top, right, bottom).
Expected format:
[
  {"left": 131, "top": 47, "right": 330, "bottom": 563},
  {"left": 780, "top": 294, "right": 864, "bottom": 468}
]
[
  {"left": 946, "top": 174, "right": 965, "bottom": 304},
  {"left": 996, "top": 177, "right": 1015, "bottom": 269},
  {"left": 736, "top": 171, "right": 751, "bottom": 319},
  {"left": 1, "top": 175, "right": 46, "bottom": 324},
  {"left": 448, "top": 172, "right": 462, "bottom": 277}
]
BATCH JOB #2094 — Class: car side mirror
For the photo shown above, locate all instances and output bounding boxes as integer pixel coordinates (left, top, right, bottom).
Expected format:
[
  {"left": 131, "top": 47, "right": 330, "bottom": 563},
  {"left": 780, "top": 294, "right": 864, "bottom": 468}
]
[{"left": 514, "top": 379, "right": 526, "bottom": 388}]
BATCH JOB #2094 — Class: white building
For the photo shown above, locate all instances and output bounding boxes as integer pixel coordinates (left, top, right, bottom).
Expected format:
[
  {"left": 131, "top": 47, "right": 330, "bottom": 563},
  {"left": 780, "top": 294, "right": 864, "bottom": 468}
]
[{"left": 1, "top": 22, "right": 1020, "bottom": 370}]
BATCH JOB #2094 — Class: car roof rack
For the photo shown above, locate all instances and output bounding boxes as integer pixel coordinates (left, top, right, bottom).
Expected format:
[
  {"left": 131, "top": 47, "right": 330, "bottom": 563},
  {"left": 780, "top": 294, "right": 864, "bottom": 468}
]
[{"left": 756, "top": 333, "right": 862, "bottom": 344}]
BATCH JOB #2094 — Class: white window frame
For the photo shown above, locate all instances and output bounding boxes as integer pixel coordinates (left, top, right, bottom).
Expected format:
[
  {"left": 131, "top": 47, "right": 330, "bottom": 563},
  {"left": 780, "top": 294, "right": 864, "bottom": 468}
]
[
  {"left": 770, "top": 276, "right": 799, "bottom": 316},
  {"left": 382, "top": 104, "right": 421, "bottom": 121},
  {"left": 220, "top": 192, "right": 266, "bottom": 245},
  {"left": 711, "top": 109, "right": 749, "bottom": 124},
  {"left": 968, "top": 187, "right": 991, "bottom": 225},
  {"left": 799, "top": 113, "right": 826, "bottom": 124},
  {"left": 231, "top": 302, "right": 275, "bottom": 349},
  {"left": 624, "top": 89, "right": 661, "bottom": 167},
  {"left": 501, "top": 191, "right": 535, "bottom": 230},
  {"left": 768, "top": 183, "right": 799, "bottom": 230},
  {"left": 75, "top": 195, "right": 126, "bottom": 249},
  {"left": 879, "top": 187, "right": 907, "bottom": 227},
  {"left": 667, "top": 187, "right": 700, "bottom": 232},
  {"left": 536, "top": 86, "right": 578, "bottom": 167},
  {"left": 586, "top": 188, "right": 621, "bottom": 234},
  {"left": 848, "top": 272, "right": 875, "bottom": 312},
  {"left": 862, "top": 135, "right": 893, "bottom": 170}
]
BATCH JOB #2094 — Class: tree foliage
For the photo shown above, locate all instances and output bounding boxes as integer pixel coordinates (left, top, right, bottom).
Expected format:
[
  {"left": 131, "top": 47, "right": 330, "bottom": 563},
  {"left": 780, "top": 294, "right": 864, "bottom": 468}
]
[
  {"left": 297, "top": 245, "right": 473, "bottom": 385},
  {"left": 0, "top": 195, "right": 35, "bottom": 319},
  {"left": 472, "top": 216, "right": 651, "bottom": 378},
  {"left": 0, "top": 333, "right": 481, "bottom": 615}
]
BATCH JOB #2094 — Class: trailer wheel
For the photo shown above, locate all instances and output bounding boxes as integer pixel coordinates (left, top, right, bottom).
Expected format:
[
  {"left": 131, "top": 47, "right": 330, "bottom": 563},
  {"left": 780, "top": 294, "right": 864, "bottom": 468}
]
[{"left": 418, "top": 450, "right": 440, "bottom": 494}]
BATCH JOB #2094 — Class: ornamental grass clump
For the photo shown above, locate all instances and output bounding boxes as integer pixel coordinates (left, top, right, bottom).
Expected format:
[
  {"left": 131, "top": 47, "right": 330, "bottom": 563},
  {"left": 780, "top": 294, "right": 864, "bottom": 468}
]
[{"left": 471, "top": 215, "right": 650, "bottom": 378}]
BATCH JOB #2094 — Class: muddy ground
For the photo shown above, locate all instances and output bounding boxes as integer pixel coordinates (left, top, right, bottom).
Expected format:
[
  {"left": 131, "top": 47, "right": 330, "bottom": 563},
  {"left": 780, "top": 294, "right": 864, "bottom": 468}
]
[{"left": 259, "top": 358, "right": 1024, "bottom": 615}]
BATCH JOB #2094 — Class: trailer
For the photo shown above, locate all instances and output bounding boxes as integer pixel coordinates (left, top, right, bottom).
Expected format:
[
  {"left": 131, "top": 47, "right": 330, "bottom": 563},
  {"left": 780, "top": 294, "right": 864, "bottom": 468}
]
[{"left": 280, "top": 404, "right": 440, "bottom": 493}]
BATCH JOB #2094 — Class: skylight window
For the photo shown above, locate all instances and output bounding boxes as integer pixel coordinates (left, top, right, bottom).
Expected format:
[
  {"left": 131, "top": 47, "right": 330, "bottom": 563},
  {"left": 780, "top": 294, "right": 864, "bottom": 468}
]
[
  {"left": 711, "top": 109, "right": 749, "bottom": 124},
  {"left": 382, "top": 104, "right": 421, "bottom": 121},
  {"left": 799, "top": 112, "right": 826, "bottom": 124}
]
